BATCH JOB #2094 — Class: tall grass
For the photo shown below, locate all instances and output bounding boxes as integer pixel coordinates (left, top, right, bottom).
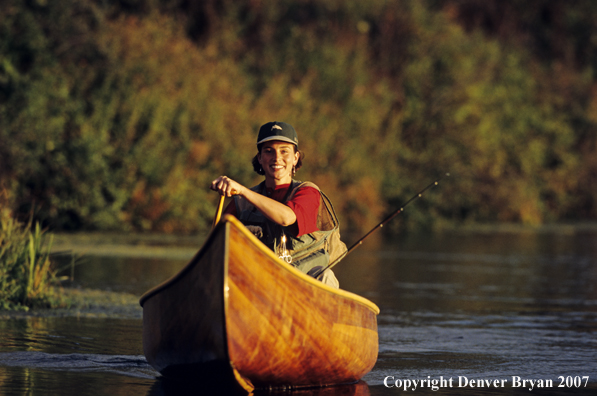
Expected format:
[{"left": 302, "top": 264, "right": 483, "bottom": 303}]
[{"left": 0, "top": 207, "right": 62, "bottom": 310}]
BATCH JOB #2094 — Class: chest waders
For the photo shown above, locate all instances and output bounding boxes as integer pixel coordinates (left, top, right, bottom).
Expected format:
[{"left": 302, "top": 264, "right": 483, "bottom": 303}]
[{"left": 234, "top": 181, "right": 347, "bottom": 276}]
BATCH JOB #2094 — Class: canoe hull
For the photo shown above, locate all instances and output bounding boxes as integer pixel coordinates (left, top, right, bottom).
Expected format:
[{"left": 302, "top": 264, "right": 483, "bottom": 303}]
[
  {"left": 140, "top": 215, "right": 379, "bottom": 391},
  {"left": 141, "top": 223, "right": 230, "bottom": 380}
]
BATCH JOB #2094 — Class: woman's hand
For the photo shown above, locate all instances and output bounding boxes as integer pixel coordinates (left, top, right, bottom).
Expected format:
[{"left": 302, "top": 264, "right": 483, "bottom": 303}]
[
  {"left": 210, "top": 176, "right": 297, "bottom": 227},
  {"left": 210, "top": 176, "right": 244, "bottom": 197}
]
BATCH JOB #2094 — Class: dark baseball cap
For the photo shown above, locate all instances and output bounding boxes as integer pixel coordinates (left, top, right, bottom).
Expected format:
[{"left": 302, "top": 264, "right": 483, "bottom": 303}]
[{"left": 257, "top": 121, "right": 299, "bottom": 147}]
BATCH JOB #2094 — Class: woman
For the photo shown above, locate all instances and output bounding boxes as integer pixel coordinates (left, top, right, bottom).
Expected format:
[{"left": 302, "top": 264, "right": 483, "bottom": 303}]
[{"left": 211, "top": 121, "right": 344, "bottom": 288}]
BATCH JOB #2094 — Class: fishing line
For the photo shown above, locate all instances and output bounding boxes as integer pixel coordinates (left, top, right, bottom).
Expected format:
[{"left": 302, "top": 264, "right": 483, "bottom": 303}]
[{"left": 313, "top": 173, "right": 450, "bottom": 279}]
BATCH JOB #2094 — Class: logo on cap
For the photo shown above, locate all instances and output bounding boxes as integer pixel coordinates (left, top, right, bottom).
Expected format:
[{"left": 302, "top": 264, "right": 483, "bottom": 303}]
[{"left": 272, "top": 125, "right": 283, "bottom": 131}]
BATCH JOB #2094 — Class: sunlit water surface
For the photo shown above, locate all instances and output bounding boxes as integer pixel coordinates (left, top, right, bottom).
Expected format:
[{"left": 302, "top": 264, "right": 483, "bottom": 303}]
[{"left": 1, "top": 228, "right": 596, "bottom": 395}]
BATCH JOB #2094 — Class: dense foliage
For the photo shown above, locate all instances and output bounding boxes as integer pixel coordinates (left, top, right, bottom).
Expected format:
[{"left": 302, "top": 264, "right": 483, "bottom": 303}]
[{"left": 1, "top": 0, "right": 596, "bottom": 233}]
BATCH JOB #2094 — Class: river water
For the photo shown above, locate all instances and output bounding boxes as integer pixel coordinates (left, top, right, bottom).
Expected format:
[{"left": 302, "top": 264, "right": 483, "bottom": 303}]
[{"left": 1, "top": 226, "right": 596, "bottom": 395}]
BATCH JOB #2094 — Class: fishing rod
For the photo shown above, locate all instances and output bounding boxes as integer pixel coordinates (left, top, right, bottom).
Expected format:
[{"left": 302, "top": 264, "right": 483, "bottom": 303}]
[{"left": 312, "top": 173, "right": 450, "bottom": 279}]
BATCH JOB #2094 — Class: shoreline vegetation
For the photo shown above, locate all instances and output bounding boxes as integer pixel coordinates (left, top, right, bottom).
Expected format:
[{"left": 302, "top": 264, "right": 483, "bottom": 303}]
[
  {"left": 1, "top": 207, "right": 141, "bottom": 315},
  {"left": 1, "top": 207, "right": 61, "bottom": 311},
  {"left": 1, "top": 0, "right": 597, "bottom": 235}
]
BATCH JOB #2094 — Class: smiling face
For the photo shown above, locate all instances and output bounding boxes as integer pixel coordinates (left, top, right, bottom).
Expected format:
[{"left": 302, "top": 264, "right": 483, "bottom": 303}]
[{"left": 258, "top": 141, "right": 300, "bottom": 186}]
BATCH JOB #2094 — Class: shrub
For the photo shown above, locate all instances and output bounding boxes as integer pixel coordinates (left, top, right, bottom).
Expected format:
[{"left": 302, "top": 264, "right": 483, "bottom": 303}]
[{"left": 0, "top": 207, "right": 62, "bottom": 310}]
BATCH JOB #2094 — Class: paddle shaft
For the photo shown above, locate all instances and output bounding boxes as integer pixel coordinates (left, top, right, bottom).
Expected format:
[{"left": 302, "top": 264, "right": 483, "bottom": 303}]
[
  {"left": 312, "top": 174, "right": 449, "bottom": 278},
  {"left": 212, "top": 195, "right": 226, "bottom": 229}
]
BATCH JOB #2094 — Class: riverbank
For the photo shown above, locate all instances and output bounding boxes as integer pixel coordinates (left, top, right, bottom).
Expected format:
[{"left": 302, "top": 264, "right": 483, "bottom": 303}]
[{"left": 0, "top": 287, "right": 142, "bottom": 320}]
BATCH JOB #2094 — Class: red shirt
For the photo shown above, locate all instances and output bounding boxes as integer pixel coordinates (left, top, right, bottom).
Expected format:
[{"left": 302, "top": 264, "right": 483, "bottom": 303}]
[{"left": 224, "top": 183, "right": 320, "bottom": 237}]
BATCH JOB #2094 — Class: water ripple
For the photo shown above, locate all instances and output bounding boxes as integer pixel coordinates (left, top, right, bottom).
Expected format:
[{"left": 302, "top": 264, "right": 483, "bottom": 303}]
[{"left": 0, "top": 351, "right": 157, "bottom": 379}]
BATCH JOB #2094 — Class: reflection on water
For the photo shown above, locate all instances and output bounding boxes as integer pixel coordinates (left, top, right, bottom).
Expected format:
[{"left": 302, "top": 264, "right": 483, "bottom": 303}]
[
  {"left": 63, "top": 255, "right": 189, "bottom": 296},
  {"left": 1, "top": 228, "right": 597, "bottom": 395},
  {"left": 147, "top": 378, "right": 371, "bottom": 396}
]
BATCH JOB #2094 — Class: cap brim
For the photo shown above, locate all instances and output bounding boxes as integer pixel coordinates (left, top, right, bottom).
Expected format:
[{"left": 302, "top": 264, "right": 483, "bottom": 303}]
[{"left": 257, "top": 136, "right": 298, "bottom": 146}]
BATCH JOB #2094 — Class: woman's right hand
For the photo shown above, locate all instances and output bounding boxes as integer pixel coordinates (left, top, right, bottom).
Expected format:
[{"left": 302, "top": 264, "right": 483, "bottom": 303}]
[
  {"left": 210, "top": 176, "right": 244, "bottom": 197},
  {"left": 211, "top": 176, "right": 297, "bottom": 227}
]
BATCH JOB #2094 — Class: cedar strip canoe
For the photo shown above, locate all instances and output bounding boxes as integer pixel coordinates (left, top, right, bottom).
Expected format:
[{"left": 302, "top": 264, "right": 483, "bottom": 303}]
[{"left": 140, "top": 215, "right": 379, "bottom": 392}]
